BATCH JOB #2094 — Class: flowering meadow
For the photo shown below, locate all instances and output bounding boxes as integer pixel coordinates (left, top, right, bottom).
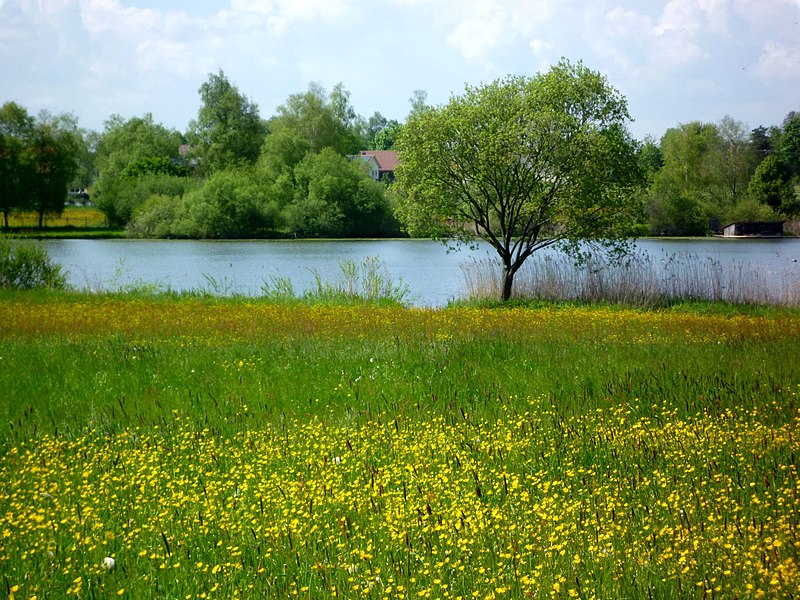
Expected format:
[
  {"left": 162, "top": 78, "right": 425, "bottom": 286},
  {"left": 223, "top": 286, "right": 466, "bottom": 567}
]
[{"left": 0, "top": 293, "right": 798, "bottom": 598}]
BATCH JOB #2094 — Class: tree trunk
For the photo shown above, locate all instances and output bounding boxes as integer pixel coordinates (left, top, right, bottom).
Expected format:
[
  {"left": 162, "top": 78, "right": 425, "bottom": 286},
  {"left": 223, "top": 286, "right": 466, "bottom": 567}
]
[{"left": 501, "top": 263, "right": 515, "bottom": 302}]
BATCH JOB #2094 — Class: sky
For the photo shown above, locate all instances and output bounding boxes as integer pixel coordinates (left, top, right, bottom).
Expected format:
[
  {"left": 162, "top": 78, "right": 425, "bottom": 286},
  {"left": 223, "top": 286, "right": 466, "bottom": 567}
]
[{"left": 1, "top": 0, "right": 799, "bottom": 141}]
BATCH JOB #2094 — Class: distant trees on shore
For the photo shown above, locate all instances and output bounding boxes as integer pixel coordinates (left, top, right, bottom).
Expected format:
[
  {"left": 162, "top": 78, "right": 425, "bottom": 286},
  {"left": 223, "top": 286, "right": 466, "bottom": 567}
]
[{"left": 1, "top": 68, "right": 798, "bottom": 238}]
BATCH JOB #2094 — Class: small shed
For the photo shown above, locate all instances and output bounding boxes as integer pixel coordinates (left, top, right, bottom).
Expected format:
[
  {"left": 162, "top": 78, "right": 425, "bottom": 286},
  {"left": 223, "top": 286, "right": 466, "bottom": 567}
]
[{"left": 722, "top": 221, "right": 784, "bottom": 237}]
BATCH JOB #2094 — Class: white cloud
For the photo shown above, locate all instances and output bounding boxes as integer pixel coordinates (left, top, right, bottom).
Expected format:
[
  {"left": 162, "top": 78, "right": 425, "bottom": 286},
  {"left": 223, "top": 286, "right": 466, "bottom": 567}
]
[
  {"left": 529, "top": 38, "right": 552, "bottom": 57},
  {"left": 755, "top": 40, "right": 800, "bottom": 79},
  {"left": 227, "top": 0, "right": 352, "bottom": 32},
  {"left": 446, "top": 1, "right": 505, "bottom": 60},
  {"left": 653, "top": 0, "right": 701, "bottom": 35},
  {"left": 79, "top": 0, "right": 160, "bottom": 37},
  {"left": 444, "top": 0, "right": 558, "bottom": 62},
  {"left": 697, "top": 0, "right": 731, "bottom": 33}
]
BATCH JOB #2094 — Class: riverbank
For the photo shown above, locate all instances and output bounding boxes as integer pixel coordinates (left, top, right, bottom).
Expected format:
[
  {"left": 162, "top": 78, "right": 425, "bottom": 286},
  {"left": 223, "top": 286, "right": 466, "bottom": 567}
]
[{"left": 0, "top": 293, "right": 798, "bottom": 598}]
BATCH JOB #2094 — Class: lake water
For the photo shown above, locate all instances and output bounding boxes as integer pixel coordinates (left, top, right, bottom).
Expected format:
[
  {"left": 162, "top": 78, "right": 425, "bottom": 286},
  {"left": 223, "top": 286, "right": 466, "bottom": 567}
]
[{"left": 42, "top": 238, "right": 800, "bottom": 307}]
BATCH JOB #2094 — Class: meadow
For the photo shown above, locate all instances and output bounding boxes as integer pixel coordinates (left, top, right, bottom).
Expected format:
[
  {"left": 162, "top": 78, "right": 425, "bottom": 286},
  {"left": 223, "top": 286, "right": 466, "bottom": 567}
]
[{"left": 0, "top": 292, "right": 798, "bottom": 599}]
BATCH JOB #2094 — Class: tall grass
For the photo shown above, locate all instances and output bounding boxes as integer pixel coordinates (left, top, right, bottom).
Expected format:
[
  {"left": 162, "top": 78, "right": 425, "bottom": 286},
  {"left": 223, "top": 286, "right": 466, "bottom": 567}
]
[
  {"left": 261, "top": 256, "right": 412, "bottom": 306},
  {"left": 0, "top": 294, "right": 798, "bottom": 598},
  {"left": 461, "top": 251, "right": 800, "bottom": 306}
]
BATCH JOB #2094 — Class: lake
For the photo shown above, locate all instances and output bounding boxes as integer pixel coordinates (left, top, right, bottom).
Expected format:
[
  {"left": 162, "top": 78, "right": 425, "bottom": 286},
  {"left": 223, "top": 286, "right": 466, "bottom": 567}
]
[{"left": 42, "top": 237, "right": 800, "bottom": 307}]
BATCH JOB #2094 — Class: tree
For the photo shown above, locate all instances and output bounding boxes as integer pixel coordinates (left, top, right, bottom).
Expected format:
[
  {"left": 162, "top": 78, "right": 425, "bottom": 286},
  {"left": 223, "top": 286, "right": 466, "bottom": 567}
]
[
  {"left": 749, "top": 154, "right": 798, "bottom": 215},
  {"left": 28, "top": 112, "right": 83, "bottom": 227},
  {"left": 711, "top": 116, "right": 757, "bottom": 205},
  {"left": 362, "top": 112, "right": 403, "bottom": 150},
  {"left": 750, "top": 125, "right": 774, "bottom": 164},
  {"left": 93, "top": 114, "right": 185, "bottom": 226},
  {"left": 395, "top": 59, "right": 644, "bottom": 301},
  {"left": 190, "top": 70, "right": 267, "bottom": 173},
  {"left": 268, "top": 82, "right": 361, "bottom": 156},
  {"left": 779, "top": 111, "right": 800, "bottom": 179},
  {"left": 0, "top": 102, "right": 36, "bottom": 227},
  {"left": 286, "top": 148, "right": 398, "bottom": 237},
  {"left": 170, "top": 168, "right": 274, "bottom": 238},
  {"left": 647, "top": 122, "right": 719, "bottom": 235},
  {"left": 638, "top": 135, "right": 663, "bottom": 182}
]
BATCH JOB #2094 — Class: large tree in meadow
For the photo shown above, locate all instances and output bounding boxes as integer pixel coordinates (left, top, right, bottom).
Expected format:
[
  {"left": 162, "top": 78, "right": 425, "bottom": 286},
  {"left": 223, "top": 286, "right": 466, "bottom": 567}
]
[{"left": 395, "top": 59, "right": 643, "bottom": 301}]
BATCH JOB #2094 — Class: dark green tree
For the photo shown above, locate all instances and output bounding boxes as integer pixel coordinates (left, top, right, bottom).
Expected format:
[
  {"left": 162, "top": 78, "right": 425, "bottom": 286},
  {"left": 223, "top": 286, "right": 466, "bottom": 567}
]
[
  {"left": 189, "top": 71, "right": 267, "bottom": 173},
  {"left": 779, "top": 111, "right": 800, "bottom": 179},
  {"left": 749, "top": 154, "right": 798, "bottom": 215},
  {"left": 750, "top": 125, "right": 775, "bottom": 164},
  {"left": 0, "top": 102, "right": 36, "bottom": 227},
  {"left": 28, "top": 112, "right": 83, "bottom": 227},
  {"left": 395, "top": 60, "right": 644, "bottom": 301}
]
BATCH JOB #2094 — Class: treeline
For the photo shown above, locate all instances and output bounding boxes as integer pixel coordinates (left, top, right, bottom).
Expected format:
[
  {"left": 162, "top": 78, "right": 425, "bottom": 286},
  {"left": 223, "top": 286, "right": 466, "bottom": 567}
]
[
  {"left": 0, "top": 105, "right": 88, "bottom": 229},
  {"left": 641, "top": 114, "right": 800, "bottom": 235},
  {"left": 2, "top": 72, "right": 407, "bottom": 238},
  {"left": 1, "top": 70, "right": 799, "bottom": 238}
]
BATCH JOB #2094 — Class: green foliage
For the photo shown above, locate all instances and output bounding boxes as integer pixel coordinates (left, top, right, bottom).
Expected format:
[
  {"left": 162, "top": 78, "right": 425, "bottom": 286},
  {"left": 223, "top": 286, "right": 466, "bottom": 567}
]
[
  {"left": 166, "top": 168, "right": 277, "bottom": 239},
  {"left": 712, "top": 115, "right": 757, "bottom": 205},
  {"left": 0, "top": 104, "right": 84, "bottom": 228},
  {"left": 749, "top": 154, "right": 799, "bottom": 215},
  {"left": 26, "top": 113, "right": 83, "bottom": 227},
  {"left": 122, "top": 156, "right": 189, "bottom": 178},
  {"left": 112, "top": 173, "right": 198, "bottom": 228},
  {"left": 285, "top": 148, "right": 399, "bottom": 237},
  {"left": 395, "top": 59, "right": 644, "bottom": 301},
  {"left": 647, "top": 122, "right": 719, "bottom": 235},
  {"left": 126, "top": 194, "right": 179, "bottom": 238},
  {"left": 362, "top": 112, "right": 403, "bottom": 150},
  {"left": 779, "top": 111, "right": 800, "bottom": 178},
  {"left": 0, "top": 236, "right": 67, "bottom": 289},
  {"left": 93, "top": 114, "right": 184, "bottom": 226},
  {"left": 0, "top": 102, "right": 35, "bottom": 226},
  {"left": 189, "top": 71, "right": 267, "bottom": 174},
  {"left": 268, "top": 82, "right": 361, "bottom": 156}
]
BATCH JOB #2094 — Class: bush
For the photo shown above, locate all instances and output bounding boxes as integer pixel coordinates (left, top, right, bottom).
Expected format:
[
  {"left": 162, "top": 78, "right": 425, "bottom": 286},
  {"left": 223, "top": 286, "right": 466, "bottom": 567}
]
[{"left": 0, "top": 237, "right": 67, "bottom": 290}]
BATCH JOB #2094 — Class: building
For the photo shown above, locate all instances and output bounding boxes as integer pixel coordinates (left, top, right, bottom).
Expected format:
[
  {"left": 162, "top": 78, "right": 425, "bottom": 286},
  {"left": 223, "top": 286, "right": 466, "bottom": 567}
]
[
  {"left": 352, "top": 150, "right": 399, "bottom": 182},
  {"left": 722, "top": 222, "right": 784, "bottom": 237}
]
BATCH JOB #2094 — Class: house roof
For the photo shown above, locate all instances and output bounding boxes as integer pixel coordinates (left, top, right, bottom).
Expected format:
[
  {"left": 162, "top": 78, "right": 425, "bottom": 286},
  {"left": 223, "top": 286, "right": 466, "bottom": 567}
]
[{"left": 359, "top": 150, "right": 398, "bottom": 171}]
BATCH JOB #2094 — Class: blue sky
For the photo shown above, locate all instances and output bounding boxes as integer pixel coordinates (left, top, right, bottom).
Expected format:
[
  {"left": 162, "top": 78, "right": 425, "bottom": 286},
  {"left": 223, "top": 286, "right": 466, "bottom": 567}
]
[{"left": 1, "top": 0, "right": 798, "bottom": 141}]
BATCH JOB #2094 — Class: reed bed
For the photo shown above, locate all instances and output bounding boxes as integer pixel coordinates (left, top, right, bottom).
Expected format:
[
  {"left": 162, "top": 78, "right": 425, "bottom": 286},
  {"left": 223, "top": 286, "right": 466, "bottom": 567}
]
[
  {"left": 0, "top": 293, "right": 798, "bottom": 599},
  {"left": 461, "top": 252, "right": 800, "bottom": 307}
]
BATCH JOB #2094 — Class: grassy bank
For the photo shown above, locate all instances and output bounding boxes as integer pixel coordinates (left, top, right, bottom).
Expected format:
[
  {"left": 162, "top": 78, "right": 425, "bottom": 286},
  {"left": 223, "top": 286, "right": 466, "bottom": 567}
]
[{"left": 0, "top": 293, "right": 798, "bottom": 598}]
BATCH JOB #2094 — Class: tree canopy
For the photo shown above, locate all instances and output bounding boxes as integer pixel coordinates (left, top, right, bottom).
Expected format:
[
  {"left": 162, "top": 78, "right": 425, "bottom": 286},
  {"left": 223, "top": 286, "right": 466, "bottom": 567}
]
[
  {"left": 0, "top": 103, "right": 83, "bottom": 227},
  {"left": 92, "top": 113, "right": 186, "bottom": 226},
  {"left": 189, "top": 70, "right": 267, "bottom": 173},
  {"left": 395, "top": 59, "right": 644, "bottom": 301}
]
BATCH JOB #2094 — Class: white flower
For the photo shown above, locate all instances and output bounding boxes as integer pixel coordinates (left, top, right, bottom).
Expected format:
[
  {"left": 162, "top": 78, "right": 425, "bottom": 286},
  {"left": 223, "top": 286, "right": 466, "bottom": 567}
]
[{"left": 102, "top": 557, "right": 115, "bottom": 570}]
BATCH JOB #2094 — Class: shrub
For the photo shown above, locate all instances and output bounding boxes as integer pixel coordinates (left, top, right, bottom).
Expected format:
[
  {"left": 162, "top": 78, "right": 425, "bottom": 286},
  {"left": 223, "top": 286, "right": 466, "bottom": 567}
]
[{"left": 0, "top": 237, "right": 67, "bottom": 290}]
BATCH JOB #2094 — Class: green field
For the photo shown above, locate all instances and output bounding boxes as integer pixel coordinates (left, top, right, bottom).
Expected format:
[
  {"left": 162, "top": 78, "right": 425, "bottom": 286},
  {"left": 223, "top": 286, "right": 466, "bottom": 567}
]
[{"left": 0, "top": 293, "right": 798, "bottom": 599}]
